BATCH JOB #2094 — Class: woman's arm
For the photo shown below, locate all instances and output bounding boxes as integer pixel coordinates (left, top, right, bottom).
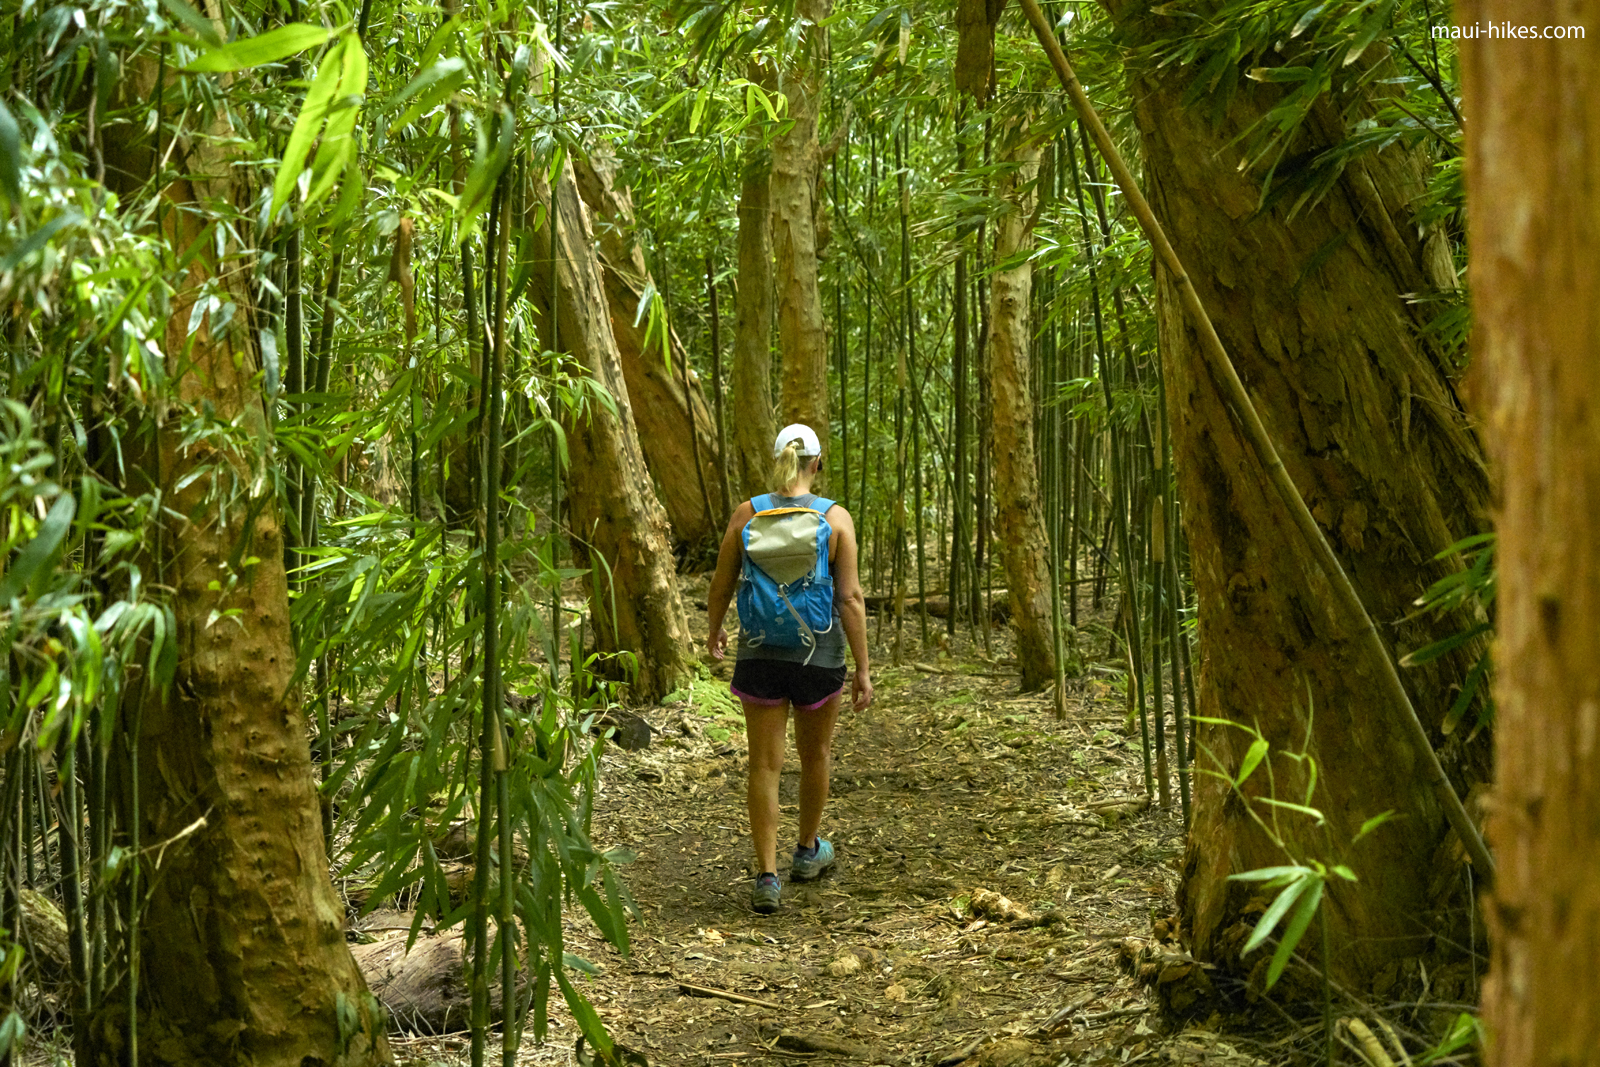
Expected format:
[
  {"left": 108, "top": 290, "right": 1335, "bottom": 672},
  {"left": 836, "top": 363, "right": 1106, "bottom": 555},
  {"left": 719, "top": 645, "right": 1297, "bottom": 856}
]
[
  {"left": 827, "top": 506, "right": 874, "bottom": 710},
  {"left": 706, "top": 501, "right": 755, "bottom": 660}
]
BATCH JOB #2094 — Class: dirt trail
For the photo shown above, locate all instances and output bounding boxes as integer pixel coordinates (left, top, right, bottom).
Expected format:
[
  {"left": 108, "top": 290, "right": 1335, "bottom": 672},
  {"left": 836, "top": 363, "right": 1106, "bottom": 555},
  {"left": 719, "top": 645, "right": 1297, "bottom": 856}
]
[
  {"left": 381, "top": 578, "right": 1280, "bottom": 1067},
  {"left": 478, "top": 621, "right": 1275, "bottom": 1067}
]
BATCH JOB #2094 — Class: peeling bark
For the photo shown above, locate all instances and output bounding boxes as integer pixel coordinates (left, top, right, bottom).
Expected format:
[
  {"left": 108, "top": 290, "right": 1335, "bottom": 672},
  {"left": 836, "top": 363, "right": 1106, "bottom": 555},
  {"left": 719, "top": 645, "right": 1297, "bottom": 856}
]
[
  {"left": 771, "top": 0, "right": 832, "bottom": 463},
  {"left": 986, "top": 118, "right": 1057, "bottom": 693},
  {"left": 574, "top": 149, "right": 724, "bottom": 548},
  {"left": 527, "top": 155, "right": 695, "bottom": 705}
]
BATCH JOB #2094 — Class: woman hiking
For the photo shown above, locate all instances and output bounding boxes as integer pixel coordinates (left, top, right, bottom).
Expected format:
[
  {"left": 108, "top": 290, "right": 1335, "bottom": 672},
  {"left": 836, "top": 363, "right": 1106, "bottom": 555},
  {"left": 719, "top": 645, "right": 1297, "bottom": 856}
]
[{"left": 707, "top": 424, "right": 874, "bottom": 914}]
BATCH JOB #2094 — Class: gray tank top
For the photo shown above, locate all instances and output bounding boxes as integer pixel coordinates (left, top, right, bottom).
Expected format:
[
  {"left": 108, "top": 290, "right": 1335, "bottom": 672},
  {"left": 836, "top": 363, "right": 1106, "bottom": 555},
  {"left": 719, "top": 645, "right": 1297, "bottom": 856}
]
[{"left": 735, "top": 493, "right": 847, "bottom": 668}]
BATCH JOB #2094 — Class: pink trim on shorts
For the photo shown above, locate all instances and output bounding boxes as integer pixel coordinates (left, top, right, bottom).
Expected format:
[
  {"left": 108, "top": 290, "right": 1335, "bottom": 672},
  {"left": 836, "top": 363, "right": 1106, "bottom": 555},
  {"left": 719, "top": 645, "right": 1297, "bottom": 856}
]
[
  {"left": 729, "top": 684, "right": 845, "bottom": 711},
  {"left": 794, "top": 687, "right": 845, "bottom": 712},
  {"left": 730, "top": 685, "right": 786, "bottom": 706}
]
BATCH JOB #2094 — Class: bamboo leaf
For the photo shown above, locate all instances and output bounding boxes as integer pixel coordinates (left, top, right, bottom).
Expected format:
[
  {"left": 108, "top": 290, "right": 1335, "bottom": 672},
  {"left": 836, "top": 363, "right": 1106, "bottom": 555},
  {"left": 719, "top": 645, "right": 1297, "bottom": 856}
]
[
  {"left": 688, "top": 84, "right": 710, "bottom": 134},
  {"left": 1399, "top": 622, "right": 1490, "bottom": 666},
  {"left": 270, "top": 36, "right": 351, "bottom": 222},
  {"left": 1236, "top": 737, "right": 1269, "bottom": 786},
  {"left": 0, "top": 493, "right": 76, "bottom": 603},
  {"left": 555, "top": 960, "right": 611, "bottom": 1054},
  {"left": 1290, "top": 4, "right": 1326, "bottom": 37},
  {"left": 0, "top": 213, "right": 80, "bottom": 274},
  {"left": 183, "top": 23, "right": 335, "bottom": 72},
  {"left": 1255, "top": 797, "right": 1327, "bottom": 824},
  {"left": 1228, "top": 864, "right": 1307, "bottom": 883},
  {"left": 1243, "top": 873, "right": 1310, "bottom": 956},
  {"left": 1354, "top": 809, "right": 1396, "bottom": 842},
  {"left": 1246, "top": 65, "right": 1314, "bottom": 83},
  {"left": 160, "top": 0, "right": 221, "bottom": 47},
  {"left": 1343, "top": 0, "right": 1398, "bottom": 66},
  {"left": 0, "top": 100, "right": 22, "bottom": 209},
  {"left": 458, "top": 108, "right": 514, "bottom": 237},
  {"left": 1266, "top": 877, "right": 1323, "bottom": 988},
  {"left": 387, "top": 58, "right": 467, "bottom": 132}
]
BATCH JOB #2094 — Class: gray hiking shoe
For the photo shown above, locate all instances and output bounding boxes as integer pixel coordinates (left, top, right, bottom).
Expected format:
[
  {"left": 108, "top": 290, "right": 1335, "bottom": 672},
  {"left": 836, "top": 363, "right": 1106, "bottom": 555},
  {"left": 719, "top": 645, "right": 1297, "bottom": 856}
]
[
  {"left": 790, "top": 838, "right": 836, "bottom": 881},
  {"left": 751, "top": 872, "right": 782, "bottom": 914}
]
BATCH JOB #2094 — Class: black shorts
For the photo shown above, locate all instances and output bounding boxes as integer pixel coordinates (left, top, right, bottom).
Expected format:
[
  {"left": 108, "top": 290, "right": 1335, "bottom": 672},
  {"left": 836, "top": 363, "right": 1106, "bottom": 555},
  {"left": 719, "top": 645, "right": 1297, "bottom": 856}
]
[{"left": 731, "top": 659, "right": 848, "bottom": 711}]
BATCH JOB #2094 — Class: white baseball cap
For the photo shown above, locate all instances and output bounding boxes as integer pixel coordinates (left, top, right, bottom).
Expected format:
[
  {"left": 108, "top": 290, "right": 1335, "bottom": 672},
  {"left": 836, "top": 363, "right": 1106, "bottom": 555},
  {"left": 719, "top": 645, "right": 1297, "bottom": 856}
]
[{"left": 773, "top": 423, "right": 821, "bottom": 457}]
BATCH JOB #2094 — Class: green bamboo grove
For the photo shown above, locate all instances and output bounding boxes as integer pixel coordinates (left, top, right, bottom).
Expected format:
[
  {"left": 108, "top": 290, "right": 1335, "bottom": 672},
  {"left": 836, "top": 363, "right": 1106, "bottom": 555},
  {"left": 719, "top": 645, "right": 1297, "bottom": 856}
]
[{"left": 0, "top": 0, "right": 1492, "bottom": 1061}]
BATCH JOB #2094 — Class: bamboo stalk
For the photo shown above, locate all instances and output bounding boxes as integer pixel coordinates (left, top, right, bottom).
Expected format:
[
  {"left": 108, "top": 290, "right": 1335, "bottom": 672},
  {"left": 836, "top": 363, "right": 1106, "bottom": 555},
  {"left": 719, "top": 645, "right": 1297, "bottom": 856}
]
[
  {"left": 1065, "top": 112, "right": 1150, "bottom": 794},
  {"left": 489, "top": 170, "right": 517, "bottom": 1067},
  {"left": 56, "top": 731, "right": 89, "bottom": 1019},
  {"left": 1018, "top": 0, "right": 1494, "bottom": 880},
  {"left": 469, "top": 177, "right": 505, "bottom": 1067}
]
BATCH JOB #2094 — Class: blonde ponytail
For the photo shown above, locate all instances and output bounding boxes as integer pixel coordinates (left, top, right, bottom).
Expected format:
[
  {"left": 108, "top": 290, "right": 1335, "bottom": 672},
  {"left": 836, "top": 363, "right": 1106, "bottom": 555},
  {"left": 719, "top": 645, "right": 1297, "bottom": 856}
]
[{"left": 772, "top": 441, "right": 802, "bottom": 494}]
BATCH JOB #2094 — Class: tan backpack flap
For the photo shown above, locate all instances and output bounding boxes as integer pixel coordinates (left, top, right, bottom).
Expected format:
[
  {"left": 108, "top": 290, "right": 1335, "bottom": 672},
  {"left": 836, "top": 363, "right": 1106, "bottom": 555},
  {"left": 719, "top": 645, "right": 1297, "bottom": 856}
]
[{"left": 744, "top": 508, "right": 825, "bottom": 586}]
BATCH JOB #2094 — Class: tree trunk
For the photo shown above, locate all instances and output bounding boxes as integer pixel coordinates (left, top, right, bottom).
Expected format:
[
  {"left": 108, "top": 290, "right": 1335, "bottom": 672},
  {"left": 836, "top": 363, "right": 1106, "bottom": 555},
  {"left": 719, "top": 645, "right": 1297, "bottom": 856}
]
[
  {"left": 527, "top": 155, "right": 695, "bottom": 705},
  {"left": 986, "top": 118, "right": 1056, "bottom": 693},
  {"left": 770, "top": 0, "right": 832, "bottom": 462},
  {"left": 87, "top": 66, "right": 390, "bottom": 1067},
  {"left": 573, "top": 149, "right": 724, "bottom": 548},
  {"left": 1461, "top": 14, "right": 1600, "bottom": 1061},
  {"left": 1122, "top": 33, "right": 1493, "bottom": 993},
  {"left": 953, "top": 0, "right": 1008, "bottom": 101},
  {"left": 731, "top": 58, "right": 779, "bottom": 503},
  {"left": 87, "top": 212, "right": 388, "bottom": 1067}
]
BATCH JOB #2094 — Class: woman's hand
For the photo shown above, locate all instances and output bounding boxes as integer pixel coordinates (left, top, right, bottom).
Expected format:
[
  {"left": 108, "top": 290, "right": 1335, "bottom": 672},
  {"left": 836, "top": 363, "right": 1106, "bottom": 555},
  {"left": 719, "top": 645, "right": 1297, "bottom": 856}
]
[
  {"left": 709, "top": 627, "right": 729, "bottom": 661},
  {"left": 851, "top": 670, "right": 874, "bottom": 710}
]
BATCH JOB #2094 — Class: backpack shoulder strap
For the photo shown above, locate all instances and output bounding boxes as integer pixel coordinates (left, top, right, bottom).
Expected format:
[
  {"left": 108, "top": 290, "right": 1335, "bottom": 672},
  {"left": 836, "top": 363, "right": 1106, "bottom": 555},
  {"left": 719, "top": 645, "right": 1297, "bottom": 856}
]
[
  {"left": 750, "top": 494, "right": 775, "bottom": 513},
  {"left": 809, "top": 498, "right": 837, "bottom": 579}
]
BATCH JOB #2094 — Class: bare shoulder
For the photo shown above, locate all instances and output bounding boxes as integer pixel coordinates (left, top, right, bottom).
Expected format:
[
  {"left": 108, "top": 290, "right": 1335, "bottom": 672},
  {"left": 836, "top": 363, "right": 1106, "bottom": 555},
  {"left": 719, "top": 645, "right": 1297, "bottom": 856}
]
[
  {"left": 824, "top": 503, "right": 855, "bottom": 535},
  {"left": 723, "top": 499, "right": 758, "bottom": 539}
]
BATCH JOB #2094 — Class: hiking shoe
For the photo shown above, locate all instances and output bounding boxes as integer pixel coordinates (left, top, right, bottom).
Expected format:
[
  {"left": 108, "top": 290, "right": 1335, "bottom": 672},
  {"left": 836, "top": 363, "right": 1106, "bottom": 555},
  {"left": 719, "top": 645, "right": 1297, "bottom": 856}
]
[
  {"left": 751, "top": 873, "right": 782, "bottom": 914},
  {"left": 790, "top": 838, "right": 836, "bottom": 881}
]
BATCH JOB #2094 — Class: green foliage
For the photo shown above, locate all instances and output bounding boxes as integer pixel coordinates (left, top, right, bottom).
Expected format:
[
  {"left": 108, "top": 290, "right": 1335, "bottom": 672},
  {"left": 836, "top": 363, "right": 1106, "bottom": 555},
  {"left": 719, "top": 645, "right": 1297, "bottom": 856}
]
[
  {"left": 1199, "top": 710, "right": 1392, "bottom": 995},
  {"left": 272, "top": 31, "right": 369, "bottom": 224},
  {"left": 183, "top": 22, "right": 338, "bottom": 73},
  {"left": 0, "top": 0, "right": 1490, "bottom": 1055},
  {"left": 1133, "top": 0, "right": 1461, "bottom": 207},
  {"left": 1402, "top": 532, "right": 1495, "bottom": 735},
  {"left": 665, "top": 667, "right": 744, "bottom": 742},
  {"left": 1416, "top": 1012, "right": 1482, "bottom": 1064}
]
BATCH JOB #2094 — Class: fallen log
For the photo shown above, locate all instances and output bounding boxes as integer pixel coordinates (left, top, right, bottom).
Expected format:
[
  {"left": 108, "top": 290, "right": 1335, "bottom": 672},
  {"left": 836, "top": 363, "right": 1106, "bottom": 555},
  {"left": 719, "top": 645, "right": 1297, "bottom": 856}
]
[
  {"left": 16, "top": 889, "right": 70, "bottom": 982},
  {"left": 864, "top": 594, "right": 1011, "bottom": 623},
  {"left": 352, "top": 931, "right": 521, "bottom": 1034},
  {"left": 776, "top": 1031, "right": 871, "bottom": 1058}
]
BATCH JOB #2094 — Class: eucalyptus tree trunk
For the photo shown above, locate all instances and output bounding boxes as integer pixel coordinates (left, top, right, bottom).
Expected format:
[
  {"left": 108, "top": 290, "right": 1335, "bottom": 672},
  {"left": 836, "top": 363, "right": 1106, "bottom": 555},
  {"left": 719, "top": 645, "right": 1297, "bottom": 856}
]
[
  {"left": 93, "top": 72, "right": 390, "bottom": 1067},
  {"left": 527, "top": 155, "right": 695, "bottom": 705},
  {"left": 986, "top": 117, "right": 1057, "bottom": 693},
  {"left": 731, "top": 60, "right": 778, "bottom": 502},
  {"left": 573, "top": 149, "right": 724, "bottom": 546},
  {"left": 1461, "top": 15, "right": 1600, "bottom": 1061},
  {"left": 1118, "top": 26, "right": 1492, "bottom": 990},
  {"left": 770, "top": 0, "right": 832, "bottom": 459}
]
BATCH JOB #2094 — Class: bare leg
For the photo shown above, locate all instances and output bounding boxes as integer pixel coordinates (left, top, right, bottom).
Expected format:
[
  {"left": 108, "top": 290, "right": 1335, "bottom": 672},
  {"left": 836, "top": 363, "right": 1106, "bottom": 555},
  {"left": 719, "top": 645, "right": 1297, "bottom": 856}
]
[
  {"left": 793, "top": 693, "right": 842, "bottom": 849},
  {"left": 742, "top": 700, "right": 790, "bottom": 875}
]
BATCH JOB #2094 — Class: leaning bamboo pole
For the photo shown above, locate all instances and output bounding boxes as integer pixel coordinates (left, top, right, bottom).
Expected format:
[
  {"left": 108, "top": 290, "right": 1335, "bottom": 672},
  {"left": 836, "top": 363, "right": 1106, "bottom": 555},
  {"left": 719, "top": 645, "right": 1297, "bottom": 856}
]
[{"left": 1017, "top": 0, "right": 1494, "bottom": 881}]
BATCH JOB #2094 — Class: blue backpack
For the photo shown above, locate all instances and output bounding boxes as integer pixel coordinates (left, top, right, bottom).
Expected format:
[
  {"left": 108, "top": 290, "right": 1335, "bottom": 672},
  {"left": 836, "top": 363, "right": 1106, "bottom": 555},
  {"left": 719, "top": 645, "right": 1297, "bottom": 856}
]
[{"left": 737, "top": 495, "right": 836, "bottom": 663}]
